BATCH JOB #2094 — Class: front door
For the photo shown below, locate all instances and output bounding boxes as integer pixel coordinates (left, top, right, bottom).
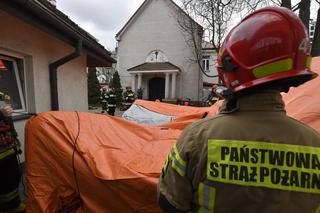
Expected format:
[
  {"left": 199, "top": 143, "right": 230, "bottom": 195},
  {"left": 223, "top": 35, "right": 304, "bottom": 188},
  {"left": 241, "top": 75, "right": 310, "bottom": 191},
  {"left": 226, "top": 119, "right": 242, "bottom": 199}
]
[{"left": 148, "top": 77, "right": 165, "bottom": 101}]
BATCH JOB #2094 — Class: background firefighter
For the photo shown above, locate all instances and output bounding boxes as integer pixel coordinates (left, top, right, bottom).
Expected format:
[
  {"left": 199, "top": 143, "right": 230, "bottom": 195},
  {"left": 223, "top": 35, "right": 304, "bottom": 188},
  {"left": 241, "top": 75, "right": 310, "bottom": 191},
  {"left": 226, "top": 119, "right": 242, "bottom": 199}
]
[
  {"left": 206, "top": 85, "right": 220, "bottom": 106},
  {"left": 106, "top": 88, "right": 117, "bottom": 116},
  {"left": 0, "top": 92, "right": 24, "bottom": 213},
  {"left": 137, "top": 88, "right": 143, "bottom": 99},
  {"left": 121, "top": 86, "right": 135, "bottom": 110},
  {"left": 100, "top": 87, "right": 108, "bottom": 114}
]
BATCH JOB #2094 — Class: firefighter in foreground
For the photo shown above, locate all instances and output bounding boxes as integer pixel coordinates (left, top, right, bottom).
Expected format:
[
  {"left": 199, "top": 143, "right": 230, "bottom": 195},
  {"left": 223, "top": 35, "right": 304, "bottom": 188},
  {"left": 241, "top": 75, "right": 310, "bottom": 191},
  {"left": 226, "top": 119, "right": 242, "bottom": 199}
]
[
  {"left": 158, "top": 7, "right": 320, "bottom": 213},
  {"left": 106, "top": 88, "right": 117, "bottom": 116},
  {"left": 100, "top": 87, "right": 108, "bottom": 114},
  {"left": 0, "top": 92, "right": 24, "bottom": 213}
]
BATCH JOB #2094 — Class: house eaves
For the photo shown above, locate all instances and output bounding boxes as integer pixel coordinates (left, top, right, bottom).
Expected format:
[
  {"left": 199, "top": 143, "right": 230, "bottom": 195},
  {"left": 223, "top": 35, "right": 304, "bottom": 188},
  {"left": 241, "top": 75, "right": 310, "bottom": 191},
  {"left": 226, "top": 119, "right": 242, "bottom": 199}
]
[
  {"left": 0, "top": 0, "right": 116, "bottom": 67},
  {"left": 116, "top": 0, "right": 203, "bottom": 41},
  {"left": 128, "top": 62, "right": 181, "bottom": 72}
]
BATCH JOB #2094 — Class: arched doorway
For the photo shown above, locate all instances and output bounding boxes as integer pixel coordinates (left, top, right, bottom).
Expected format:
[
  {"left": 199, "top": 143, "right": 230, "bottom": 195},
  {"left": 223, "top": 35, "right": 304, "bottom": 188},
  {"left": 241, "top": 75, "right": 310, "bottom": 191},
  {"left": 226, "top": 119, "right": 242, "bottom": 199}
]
[{"left": 148, "top": 77, "right": 165, "bottom": 101}]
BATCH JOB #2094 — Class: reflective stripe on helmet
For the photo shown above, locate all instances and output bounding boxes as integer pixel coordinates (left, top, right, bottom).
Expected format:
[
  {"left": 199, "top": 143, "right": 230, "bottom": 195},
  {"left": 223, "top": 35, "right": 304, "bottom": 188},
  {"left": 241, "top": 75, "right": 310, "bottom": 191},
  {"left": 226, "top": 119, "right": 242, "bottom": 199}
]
[
  {"left": 198, "top": 182, "right": 216, "bottom": 213},
  {"left": 306, "top": 56, "right": 312, "bottom": 69},
  {"left": 0, "top": 148, "right": 15, "bottom": 160},
  {"left": 253, "top": 58, "right": 293, "bottom": 78}
]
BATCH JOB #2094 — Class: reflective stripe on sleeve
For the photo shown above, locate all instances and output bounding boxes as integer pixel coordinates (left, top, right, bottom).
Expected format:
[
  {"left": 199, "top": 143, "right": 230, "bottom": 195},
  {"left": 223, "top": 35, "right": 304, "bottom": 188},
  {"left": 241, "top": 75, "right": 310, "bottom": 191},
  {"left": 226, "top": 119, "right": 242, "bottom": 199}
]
[
  {"left": 164, "top": 149, "right": 174, "bottom": 172},
  {"left": 252, "top": 58, "right": 293, "bottom": 78},
  {"left": 198, "top": 182, "right": 216, "bottom": 213},
  {"left": 0, "top": 148, "right": 15, "bottom": 160},
  {"left": 0, "top": 189, "right": 19, "bottom": 204},
  {"left": 171, "top": 144, "right": 187, "bottom": 177}
]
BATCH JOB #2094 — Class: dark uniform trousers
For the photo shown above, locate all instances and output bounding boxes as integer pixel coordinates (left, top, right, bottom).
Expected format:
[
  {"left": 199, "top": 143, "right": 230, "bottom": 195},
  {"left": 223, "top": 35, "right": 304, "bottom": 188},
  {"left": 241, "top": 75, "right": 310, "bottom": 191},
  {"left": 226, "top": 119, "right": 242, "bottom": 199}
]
[
  {"left": 0, "top": 153, "right": 21, "bottom": 211},
  {"left": 0, "top": 112, "right": 21, "bottom": 212},
  {"left": 100, "top": 92, "right": 108, "bottom": 113}
]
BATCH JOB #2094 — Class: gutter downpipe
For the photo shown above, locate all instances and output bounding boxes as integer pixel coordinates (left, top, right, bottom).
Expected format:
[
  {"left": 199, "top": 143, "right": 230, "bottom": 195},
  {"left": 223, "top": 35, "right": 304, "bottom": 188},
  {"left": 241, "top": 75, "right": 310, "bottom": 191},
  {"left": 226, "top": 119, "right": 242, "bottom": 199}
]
[{"left": 49, "top": 40, "right": 83, "bottom": 111}]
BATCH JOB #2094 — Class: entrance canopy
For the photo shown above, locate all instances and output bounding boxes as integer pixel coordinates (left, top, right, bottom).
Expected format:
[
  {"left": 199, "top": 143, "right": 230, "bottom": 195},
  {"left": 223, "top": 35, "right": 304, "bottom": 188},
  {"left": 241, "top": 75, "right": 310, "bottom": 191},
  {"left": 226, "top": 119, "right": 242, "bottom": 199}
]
[
  {"left": 127, "top": 62, "right": 181, "bottom": 99},
  {"left": 127, "top": 62, "right": 180, "bottom": 73}
]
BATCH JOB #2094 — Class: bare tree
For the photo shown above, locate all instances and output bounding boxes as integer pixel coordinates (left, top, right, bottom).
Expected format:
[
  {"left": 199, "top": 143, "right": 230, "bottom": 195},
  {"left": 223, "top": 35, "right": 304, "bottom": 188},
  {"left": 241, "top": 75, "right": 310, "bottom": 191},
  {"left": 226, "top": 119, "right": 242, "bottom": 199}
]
[
  {"left": 312, "top": 0, "right": 320, "bottom": 56},
  {"left": 298, "top": 0, "right": 311, "bottom": 31},
  {"left": 174, "top": 0, "right": 266, "bottom": 77},
  {"left": 281, "top": 0, "right": 292, "bottom": 8}
]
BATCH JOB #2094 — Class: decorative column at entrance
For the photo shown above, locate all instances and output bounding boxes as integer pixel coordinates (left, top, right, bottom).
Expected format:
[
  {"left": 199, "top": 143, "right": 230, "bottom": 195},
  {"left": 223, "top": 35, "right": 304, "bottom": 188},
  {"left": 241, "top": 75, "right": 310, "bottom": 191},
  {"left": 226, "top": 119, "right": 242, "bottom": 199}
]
[
  {"left": 131, "top": 74, "right": 136, "bottom": 91},
  {"left": 165, "top": 73, "right": 170, "bottom": 99},
  {"left": 171, "top": 73, "right": 177, "bottom": 99},
  {"left": 137, "top": 73, "right": 142, "bottom": 89}
]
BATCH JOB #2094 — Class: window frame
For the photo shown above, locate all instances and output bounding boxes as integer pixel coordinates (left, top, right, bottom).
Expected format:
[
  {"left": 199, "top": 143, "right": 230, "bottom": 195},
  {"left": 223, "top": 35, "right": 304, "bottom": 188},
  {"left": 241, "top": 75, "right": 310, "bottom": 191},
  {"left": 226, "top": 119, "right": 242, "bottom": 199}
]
[
  {"left": 202, "top": 55, "right": 210, "bottom": 72},
  {"left": 0, "top": 54, "right": 27, "bottom": 114}
]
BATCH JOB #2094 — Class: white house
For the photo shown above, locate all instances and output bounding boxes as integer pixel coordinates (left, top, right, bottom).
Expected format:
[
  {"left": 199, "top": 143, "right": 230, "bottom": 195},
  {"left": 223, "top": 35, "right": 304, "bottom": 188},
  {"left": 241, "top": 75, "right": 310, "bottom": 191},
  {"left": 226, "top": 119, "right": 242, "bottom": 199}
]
[
  {"left": 116, "top": 0, "right": 203, "bottom": 102},
  {"left": 309, "top": 19, "right": 316, "bottom": 41},
  {"left": 0, "top": 0, "right": 115, "bottom": 161}
]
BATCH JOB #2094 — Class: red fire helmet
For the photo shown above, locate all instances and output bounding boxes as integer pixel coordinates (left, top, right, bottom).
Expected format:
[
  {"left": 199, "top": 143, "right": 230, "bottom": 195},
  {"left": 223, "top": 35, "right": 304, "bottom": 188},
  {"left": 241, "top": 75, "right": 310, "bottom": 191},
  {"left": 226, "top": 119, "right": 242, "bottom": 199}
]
[{"left": 216, "top": 7, "right": 317, "bottom": 93}]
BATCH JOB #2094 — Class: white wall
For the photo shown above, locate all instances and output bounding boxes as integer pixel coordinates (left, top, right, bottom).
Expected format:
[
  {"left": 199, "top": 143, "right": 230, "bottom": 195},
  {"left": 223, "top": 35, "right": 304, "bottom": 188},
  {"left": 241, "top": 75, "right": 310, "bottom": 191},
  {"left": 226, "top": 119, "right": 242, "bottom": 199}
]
[
  {"left": 117, "top": 0, "right": 202, "bottom": 101},
  {"left": 0, "top": 10, "right": 88, "bottom": 161}
]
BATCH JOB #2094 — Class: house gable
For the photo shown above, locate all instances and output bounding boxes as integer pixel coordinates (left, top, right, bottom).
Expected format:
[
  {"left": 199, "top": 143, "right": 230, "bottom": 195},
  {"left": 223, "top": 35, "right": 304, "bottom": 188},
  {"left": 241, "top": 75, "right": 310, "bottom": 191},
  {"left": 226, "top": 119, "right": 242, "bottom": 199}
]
[{"left": 116, "top": 0, "right": 203, "bottom": 41}]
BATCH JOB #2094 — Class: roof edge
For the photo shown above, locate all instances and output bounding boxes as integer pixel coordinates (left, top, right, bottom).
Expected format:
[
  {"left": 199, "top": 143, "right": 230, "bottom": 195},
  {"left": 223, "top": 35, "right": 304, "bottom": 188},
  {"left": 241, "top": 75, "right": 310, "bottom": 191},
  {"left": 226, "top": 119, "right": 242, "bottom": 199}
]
[
  {"left": 128, "top": 61, "right": 181, "bottom": 72},
  {"left": 1, "top": 0, "right": 116, "bottom": 66},
  {"left": 116, "top": 0, "right": 149, "bottom": 40},
  {"left": 116, "top": 0, "right": 203, "bottom": 41}
]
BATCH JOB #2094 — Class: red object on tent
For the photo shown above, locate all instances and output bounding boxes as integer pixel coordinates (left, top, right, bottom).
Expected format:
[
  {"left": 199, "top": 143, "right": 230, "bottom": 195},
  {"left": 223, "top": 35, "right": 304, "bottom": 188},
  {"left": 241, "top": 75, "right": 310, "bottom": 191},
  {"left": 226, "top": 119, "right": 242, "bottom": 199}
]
[
  {"left": 0, "top": 59, "right": 6, "bottom": 70},
  {"left": 25, "top": 57, "right": 320, "bottom": 212}
]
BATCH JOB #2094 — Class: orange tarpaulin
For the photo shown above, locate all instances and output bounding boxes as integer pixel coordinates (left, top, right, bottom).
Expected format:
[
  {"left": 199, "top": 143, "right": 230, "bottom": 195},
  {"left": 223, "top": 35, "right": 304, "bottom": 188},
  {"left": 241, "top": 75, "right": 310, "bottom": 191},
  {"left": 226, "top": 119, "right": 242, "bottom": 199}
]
[
  {"left": 25, "top": 108, "right": 214, "bottom": 212},
  {"left": 26, "top": 57, "right": 320, "bottom": 212},
  {"left": 283, "top": 56, "right": 320, "bottom": 132}
]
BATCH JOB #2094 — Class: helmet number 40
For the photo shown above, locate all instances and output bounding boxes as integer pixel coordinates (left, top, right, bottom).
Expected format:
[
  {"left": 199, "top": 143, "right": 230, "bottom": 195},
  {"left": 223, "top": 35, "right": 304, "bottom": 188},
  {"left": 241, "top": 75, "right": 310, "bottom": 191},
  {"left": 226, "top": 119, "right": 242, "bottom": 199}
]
[{"left": 298, "top": 38, "right": 310, "bottom": 54}]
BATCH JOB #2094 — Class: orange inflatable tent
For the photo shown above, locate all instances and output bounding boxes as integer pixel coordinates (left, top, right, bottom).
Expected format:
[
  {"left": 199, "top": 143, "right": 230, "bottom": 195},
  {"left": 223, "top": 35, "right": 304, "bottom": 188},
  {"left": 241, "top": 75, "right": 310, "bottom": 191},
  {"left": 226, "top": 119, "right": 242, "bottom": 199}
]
[{"left": 25, "top": 57, "right": 320, "bottom": 212}]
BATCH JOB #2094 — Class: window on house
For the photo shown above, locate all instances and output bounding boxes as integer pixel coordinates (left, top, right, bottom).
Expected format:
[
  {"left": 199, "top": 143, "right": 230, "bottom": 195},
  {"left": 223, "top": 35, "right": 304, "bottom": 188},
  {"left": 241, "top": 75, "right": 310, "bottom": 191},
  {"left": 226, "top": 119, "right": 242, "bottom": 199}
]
[
  {"left": 310, "top": 31, "right": 314, "bottom": 38},
  {"left": 310, "top": 26, "right": 315, "bottom": 31},
  {"left": 0, "top": 55, "right": 26, "bottom": 112},
  {"left": 202, "top": 55, "right": 210, "bottom": 72}
]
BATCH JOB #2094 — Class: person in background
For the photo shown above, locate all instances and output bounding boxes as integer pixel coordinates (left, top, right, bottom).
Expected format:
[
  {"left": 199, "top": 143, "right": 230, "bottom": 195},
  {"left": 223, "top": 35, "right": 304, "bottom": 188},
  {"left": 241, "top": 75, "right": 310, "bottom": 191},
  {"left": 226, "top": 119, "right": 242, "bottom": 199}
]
[
  {"left": 123, "top": 86, "right": 135, "bottom": 104},
  {"left": 100, "top": 87, "right": 108, "bottom": 114},
  {"left": 206, "top": 85, "right": 220, "bottom": 106},
  {"left": 158, "top": 7, "right": 320, "bottom": 213},
  {"left": 0, "top": 92, "right": 25, "bottom": 213},
  {"left": 106, "top": 88, "right": 117, "bottom": 116},
  {"left": 137, "top": 88, "right": 143, "bottom": 99}
]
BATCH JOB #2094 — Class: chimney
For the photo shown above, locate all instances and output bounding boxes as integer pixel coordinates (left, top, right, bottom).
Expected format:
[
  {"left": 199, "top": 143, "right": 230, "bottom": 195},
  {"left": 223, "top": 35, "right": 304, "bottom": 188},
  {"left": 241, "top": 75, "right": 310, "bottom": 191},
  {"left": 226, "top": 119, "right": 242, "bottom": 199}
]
[{"left": 47, "top": 0, "right": 56, "bottom": 7}]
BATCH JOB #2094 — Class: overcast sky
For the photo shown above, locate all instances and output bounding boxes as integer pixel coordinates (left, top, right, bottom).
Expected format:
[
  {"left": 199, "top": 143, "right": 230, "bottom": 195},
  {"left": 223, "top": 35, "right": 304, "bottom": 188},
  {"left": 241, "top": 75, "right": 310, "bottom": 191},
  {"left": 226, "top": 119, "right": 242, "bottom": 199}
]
[
  {"left": 56, "top": 0, "right": 319, "bottom": 52},
  {"left": 57, "top": 0, "right": 145, "bottom": 51}
]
